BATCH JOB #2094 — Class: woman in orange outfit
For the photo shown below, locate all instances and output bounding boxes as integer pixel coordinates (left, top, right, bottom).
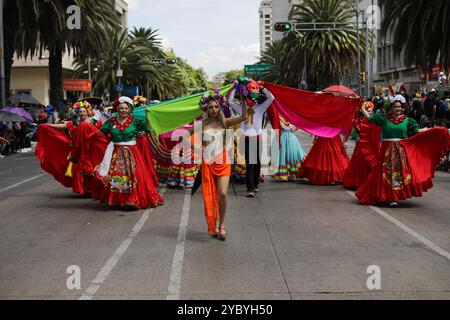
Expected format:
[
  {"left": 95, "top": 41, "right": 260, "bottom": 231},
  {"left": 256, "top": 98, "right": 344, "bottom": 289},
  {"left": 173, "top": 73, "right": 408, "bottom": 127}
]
[{"left": 188, "top": 92, "right": 246, "bottom": 240}]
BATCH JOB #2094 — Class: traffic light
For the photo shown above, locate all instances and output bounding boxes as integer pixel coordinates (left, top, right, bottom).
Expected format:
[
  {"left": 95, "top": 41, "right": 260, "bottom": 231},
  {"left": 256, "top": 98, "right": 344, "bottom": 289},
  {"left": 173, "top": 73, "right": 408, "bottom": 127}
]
[
  {"left": 359, "top": 72, "right": 366, "bottom": 83},
  {"left": 166, "top": 58, "right": 177, "bottom": 65},
  {"left": 274, "top": 22, "right": 292, "bottom": 32}
]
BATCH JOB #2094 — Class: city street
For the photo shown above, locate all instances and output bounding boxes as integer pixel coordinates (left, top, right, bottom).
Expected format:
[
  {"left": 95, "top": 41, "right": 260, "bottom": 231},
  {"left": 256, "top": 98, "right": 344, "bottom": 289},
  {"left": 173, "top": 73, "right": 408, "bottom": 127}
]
[{"left": 1, "top": 133, "right": 449, "bottom": 300}]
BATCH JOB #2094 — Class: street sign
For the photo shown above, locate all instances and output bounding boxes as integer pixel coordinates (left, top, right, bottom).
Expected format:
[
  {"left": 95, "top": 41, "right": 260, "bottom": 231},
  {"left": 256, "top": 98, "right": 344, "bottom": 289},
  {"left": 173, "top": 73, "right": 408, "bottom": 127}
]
[
  {"left": 115, "top": 83, "right": 124, "bottom": 92},
  {"left": 244, "top": 64, "right": 271, "bottom": 77}
]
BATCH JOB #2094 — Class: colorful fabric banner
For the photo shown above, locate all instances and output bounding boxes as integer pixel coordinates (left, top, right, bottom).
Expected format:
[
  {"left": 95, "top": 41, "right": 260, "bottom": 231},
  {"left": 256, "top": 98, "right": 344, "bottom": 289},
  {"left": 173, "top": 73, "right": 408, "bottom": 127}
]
[
  {"left": 264, "top": 82, "right": 362, "bottom": 137},
  {"left": 144, "top": 85, "right": 232, "bottom": 137}
]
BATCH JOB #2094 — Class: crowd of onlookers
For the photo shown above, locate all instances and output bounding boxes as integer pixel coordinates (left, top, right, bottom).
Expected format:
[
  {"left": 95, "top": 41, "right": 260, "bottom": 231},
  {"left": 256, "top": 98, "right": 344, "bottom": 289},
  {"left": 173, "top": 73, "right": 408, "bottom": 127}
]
[{"left": 0, "top": 104, "right": 58, "bottom": 158}]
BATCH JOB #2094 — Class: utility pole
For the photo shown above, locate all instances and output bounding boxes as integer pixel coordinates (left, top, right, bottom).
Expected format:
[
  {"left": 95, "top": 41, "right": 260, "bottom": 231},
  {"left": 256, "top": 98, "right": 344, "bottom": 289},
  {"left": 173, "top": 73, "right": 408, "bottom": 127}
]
[
  {"left": 356, "top": 0, "right": 361, "bottom": 96},
  {"left": 365, "top": 12, "right": 370, "bottom": 97}
]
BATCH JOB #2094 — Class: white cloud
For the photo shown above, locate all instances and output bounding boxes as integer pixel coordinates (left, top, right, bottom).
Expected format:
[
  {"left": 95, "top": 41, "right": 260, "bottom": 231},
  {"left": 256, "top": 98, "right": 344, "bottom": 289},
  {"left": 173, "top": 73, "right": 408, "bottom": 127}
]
[
  {"left": 189, "top": 43, "right": 260, "bottom": 79},
  {"left": 160, "top": 37, "right": 174, "bottom": 51}
]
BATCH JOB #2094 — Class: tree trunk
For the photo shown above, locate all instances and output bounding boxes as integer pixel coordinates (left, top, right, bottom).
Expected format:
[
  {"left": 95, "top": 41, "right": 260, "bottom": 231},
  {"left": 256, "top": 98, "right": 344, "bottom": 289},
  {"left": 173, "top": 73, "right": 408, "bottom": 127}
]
[{"left": 48, "top": 45, "right": 64, "bottom": 108}]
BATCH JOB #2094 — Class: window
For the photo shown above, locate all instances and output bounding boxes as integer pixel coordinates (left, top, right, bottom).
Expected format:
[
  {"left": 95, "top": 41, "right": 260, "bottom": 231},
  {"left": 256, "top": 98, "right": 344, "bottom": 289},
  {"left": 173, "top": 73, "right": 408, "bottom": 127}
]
[
  {"left": 265, "top": 14, "right": 270, "bottom": 18},
  {"left": 265, "top": 26, "right": 270, "bottom": 30},
  {"left": 265, "top": 20, "right": 270, "bottom": 24},
  {"left": 265, "top": 31, "right": 271, "bottom": 35},
  {"left": 265, "top": 37, "right": 271, "bottom": 41}
]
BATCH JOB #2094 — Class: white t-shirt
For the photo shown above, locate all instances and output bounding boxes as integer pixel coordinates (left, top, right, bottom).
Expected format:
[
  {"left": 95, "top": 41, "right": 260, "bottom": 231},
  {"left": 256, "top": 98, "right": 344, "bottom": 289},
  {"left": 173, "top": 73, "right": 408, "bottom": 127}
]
[{"left": 228, "top": 87, "right": 275, "bottom": 137}]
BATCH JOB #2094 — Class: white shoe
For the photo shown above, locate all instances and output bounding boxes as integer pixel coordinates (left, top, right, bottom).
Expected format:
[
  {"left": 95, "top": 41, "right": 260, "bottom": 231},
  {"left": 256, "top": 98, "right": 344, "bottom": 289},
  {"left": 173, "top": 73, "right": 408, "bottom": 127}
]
[{"left": 389, "top": 202, "right": 399, "bottom": 208}]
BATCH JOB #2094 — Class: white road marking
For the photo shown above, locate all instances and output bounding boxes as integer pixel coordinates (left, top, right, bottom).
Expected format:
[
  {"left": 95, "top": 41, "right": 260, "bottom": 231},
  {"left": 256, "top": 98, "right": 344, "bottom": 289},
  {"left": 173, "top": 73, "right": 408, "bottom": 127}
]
[
  {"left": 0, "top": 173, "right": 47, "bottom": 193},
  {"left": 167, "top": 189, "right": 191, "bottom": 300},
  {"left": 345, "top": 190, "right": 450, "bottom": 261},
  {"left": 79, "top": 188, "right": 167, "bottom": 300}
]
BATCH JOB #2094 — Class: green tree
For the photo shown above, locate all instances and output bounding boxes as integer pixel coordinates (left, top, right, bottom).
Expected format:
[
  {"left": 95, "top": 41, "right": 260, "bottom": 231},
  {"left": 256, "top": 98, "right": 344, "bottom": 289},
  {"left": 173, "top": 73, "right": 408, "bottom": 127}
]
[
  {"left": 271, "top": 0, "right": 369, "bottom": 89},
  {"left": 74, "top": 28, "right": 188, "bottom": 101},
  {"left": 381, "top": 0, "right": 450, "bottom": 72},
  {"left": 13, "top": 0, "right": 119, "bottom": 106},
  {"left": 223, "top": 69, "right": 244, "bottom": 85}
]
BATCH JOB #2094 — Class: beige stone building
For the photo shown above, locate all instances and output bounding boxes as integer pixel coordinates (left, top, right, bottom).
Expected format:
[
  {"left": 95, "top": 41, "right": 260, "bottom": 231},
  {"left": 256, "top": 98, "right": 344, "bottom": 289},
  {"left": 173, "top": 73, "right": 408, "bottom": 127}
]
[{"left": 10, "top": 0, "right": 128, "bottom": 106}]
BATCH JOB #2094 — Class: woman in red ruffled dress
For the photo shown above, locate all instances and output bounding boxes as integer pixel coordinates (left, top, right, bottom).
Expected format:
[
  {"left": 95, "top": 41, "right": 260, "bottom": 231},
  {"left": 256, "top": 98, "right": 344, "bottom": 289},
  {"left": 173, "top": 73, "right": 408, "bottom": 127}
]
[
  {"left": 94, "top": 97, "right": 163, "bottom": 209},
  {"left": 298, "top": 134, "right": 350, "bottom": 185},
  {"left": 356, "top": 96, "right": 450, "bottom": 207},
  {"left": 36, "top": 101, "right": 103, "bottom": 196},
  {"left": 343, "top": 102, "right": 381, "bottom": 189}
]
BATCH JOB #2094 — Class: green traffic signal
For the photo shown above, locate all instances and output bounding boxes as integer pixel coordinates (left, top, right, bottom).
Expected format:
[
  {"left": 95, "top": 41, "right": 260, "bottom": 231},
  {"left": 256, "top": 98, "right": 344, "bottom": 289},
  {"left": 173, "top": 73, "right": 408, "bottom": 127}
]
[
  {"left": 166, "top": 58, "right": 177, "bottom": 65},
  {"left": 274, "top": 22, "right": 292, "bottom": 32}
]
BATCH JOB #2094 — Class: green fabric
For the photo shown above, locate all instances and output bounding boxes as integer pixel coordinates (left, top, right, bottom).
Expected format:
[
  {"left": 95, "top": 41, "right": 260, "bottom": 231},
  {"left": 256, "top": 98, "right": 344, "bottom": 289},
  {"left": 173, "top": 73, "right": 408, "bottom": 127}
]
[
  {"left": 144, "top": 85, "right": 232, "bottom": 137},
  {"left": 100, "top": 117, "right": 147, "bottom": 143},
  {"left": 370, "top": 114, "right": 420, "bottom": 139}
]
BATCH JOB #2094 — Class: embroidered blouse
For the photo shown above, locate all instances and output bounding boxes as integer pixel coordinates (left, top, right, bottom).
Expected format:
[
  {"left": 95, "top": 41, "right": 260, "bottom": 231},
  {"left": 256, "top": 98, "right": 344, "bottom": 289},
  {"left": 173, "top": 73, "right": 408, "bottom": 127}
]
[
  {"left": 100, "top": 116, "right": 147, "bottom": 142},
  {"left": 370, "top": 114, "right": 420, "bottom": 139}
]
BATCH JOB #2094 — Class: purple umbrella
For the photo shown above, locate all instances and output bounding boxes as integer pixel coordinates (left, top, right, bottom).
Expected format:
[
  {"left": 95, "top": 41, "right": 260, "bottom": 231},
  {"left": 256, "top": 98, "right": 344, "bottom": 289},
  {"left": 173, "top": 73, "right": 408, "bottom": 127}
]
[{"left": 1, "top": 107, "right": 34, "bottom": 122}]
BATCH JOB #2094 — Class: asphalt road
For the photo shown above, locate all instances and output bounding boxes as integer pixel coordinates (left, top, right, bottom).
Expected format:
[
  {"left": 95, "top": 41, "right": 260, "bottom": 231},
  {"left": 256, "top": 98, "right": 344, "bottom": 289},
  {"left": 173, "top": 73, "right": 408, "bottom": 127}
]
[{"left": 1, "top": 134, "right": 449, "bottom": 300}]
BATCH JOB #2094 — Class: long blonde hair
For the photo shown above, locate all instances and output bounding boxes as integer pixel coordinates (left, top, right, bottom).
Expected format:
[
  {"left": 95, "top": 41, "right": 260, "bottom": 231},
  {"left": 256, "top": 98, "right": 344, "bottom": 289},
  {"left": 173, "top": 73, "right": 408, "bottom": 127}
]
[{"left": 203, "top": 100, "right": 227, "bottom": 129}]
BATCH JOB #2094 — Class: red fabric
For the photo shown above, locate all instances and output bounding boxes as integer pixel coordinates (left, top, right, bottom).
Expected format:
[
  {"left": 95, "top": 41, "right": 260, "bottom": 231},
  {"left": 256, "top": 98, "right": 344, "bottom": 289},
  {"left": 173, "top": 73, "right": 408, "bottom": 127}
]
[
  {"left": 93, "top": 144, "right": 164, "bottom": 208},
  {"left": 267, "top": 105, "right": 281, "bottom": 145},
  {"left": 299, "top": 136, "right": 350, "bottom": 185},
  {"left": 322, "top": 85, "right": 358, "bottom": 97},
  {"left": 136, "top": 134, "right": 159, "bottom": 187},
  {"left": 264, "top": 82, "right": 362, "bottom": 137},
  {"left": 70, "top": 122, "right": 109, "bottom": 177},
  {"left": 36, "top": 124, "right": 72, "bottom": 188},
  {"left": 356, "top": 127, "right": 450, "bottom": 204},
  {"left": 343, "top": 121, "right": 381, "bottom": 189}
]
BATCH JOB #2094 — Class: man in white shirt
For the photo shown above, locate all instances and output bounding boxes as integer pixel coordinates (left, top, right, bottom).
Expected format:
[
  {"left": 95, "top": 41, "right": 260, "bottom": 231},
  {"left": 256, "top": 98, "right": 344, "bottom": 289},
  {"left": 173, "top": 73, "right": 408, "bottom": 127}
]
[{"left": 228, "top": 81, "right": 275, "bottom": 197}]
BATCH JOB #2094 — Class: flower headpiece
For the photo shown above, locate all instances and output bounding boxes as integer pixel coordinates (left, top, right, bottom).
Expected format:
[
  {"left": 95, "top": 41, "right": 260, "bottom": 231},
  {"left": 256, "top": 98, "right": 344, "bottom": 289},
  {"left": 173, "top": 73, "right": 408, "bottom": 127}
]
[
  {"left": 200, "top": 89, "right": 225, "bottom": 111},
  {"left": 362, "top": 101, "right": 375, "bottom": 111},
  {"left": 112, "top": 96, "right": 134, "bottom": 112},
  {"left": 133, "top": 95, "right": 147, "bottom": 106},
  {"left": 73, "top": 101, "right": 94, "bottom": 117}
]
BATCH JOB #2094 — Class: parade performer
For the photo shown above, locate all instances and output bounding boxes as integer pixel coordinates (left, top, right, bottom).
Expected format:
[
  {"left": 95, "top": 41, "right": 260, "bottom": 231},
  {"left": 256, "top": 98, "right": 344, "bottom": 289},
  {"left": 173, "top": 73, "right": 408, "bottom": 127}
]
[
  {"left": 36, "top": 101, "right": 102, "bottom": 195},
  {"left": 188, "top": 92, "right": 246, "bottom": 240},
  {"left": 271, "top": 115, "right": 306, "bottom": 181},
  {"left": 343, "top": 102, "right": 382, "bottom": 189},
  {"left": 298, "top": 135, "right": 350, "bottom": 185},
  {"left": 228, "top": 78, "right": 275, "bottom": 197},
  {"left": 94, "top": 96, "right": 163, "bottom": 209},
  {"left": 356, "top": 95, "right": 450, "bottom": 207}
]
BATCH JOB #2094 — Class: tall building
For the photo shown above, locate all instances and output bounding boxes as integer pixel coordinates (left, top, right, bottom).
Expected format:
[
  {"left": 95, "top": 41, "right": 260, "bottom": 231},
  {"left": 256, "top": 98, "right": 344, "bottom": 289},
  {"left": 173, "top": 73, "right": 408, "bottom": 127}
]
[
  {"left": 373, "top": 0, "right": 432, "bottom": 94},
  {"left": 10, "top": 0, "right": 128, "bottom": 106},
  {"left": 259, "top": 0, "right": 273, "bottom": 53}
]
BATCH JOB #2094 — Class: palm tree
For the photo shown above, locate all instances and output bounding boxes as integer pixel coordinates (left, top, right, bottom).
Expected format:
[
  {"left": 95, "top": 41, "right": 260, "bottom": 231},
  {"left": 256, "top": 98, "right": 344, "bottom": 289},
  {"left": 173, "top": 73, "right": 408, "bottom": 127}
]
[
  {"left": 13, "top": 0, "right": 119, "bottom": 106},
  {"left": 381, "top": 0, "right": 450, "bottom": 72},
  {"left": 281, "top": 0, "right": 368, "bottom": 89},
  {"left": 258, "top": 40, "right": 294, "bottom": 86},
  {"left": 73, "top": 28, "right": 188, "bottom": 101}
]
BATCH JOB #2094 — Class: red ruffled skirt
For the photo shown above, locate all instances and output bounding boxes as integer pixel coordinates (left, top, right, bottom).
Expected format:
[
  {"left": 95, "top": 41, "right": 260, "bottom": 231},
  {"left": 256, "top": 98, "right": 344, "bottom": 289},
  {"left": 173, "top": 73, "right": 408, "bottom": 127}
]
[
  {"left": 94, "top": 141, "right": 163, "bottom": 209},
  {"left": 356, "top": 127, "right": 450, "bottom": 204},
  {"left": 36, "top": 124, "right": 73, "bottom": 188},
  {"left": 343, "top": 122, "right": 381, "bottom": 189},
  {"left": 299, "top": 136, "right": 350, "bottom": 185}
]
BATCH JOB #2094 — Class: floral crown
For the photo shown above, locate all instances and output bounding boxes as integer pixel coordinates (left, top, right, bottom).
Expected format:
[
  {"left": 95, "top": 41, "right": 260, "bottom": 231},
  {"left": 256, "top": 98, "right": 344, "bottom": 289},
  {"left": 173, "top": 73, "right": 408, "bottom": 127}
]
[
  {"left": 133, "top": 95, "right": 147, "bottom": 106},
  {"left": 73, "top": 101, "right": 94, "bottom": 117},
  {"left": 199, "top": 88, "right": 227, "bottom": 112}
]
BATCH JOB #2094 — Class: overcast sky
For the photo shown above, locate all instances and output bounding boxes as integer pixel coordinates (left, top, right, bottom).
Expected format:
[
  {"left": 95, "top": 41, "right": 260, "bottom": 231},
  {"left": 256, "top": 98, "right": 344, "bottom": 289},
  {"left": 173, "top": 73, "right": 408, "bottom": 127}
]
[{"left": 127, "top": 0, "right": 261, "bottom": 79}]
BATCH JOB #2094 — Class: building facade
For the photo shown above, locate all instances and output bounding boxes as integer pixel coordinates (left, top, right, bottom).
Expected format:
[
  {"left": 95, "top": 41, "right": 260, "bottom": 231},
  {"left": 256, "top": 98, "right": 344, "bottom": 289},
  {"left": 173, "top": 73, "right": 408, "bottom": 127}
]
[
  {"left": 10, "top": 0, "right": 128, "bottom": 106},
  {"left": 259, "top": 0, "right": 273, "bottom": 53}
]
